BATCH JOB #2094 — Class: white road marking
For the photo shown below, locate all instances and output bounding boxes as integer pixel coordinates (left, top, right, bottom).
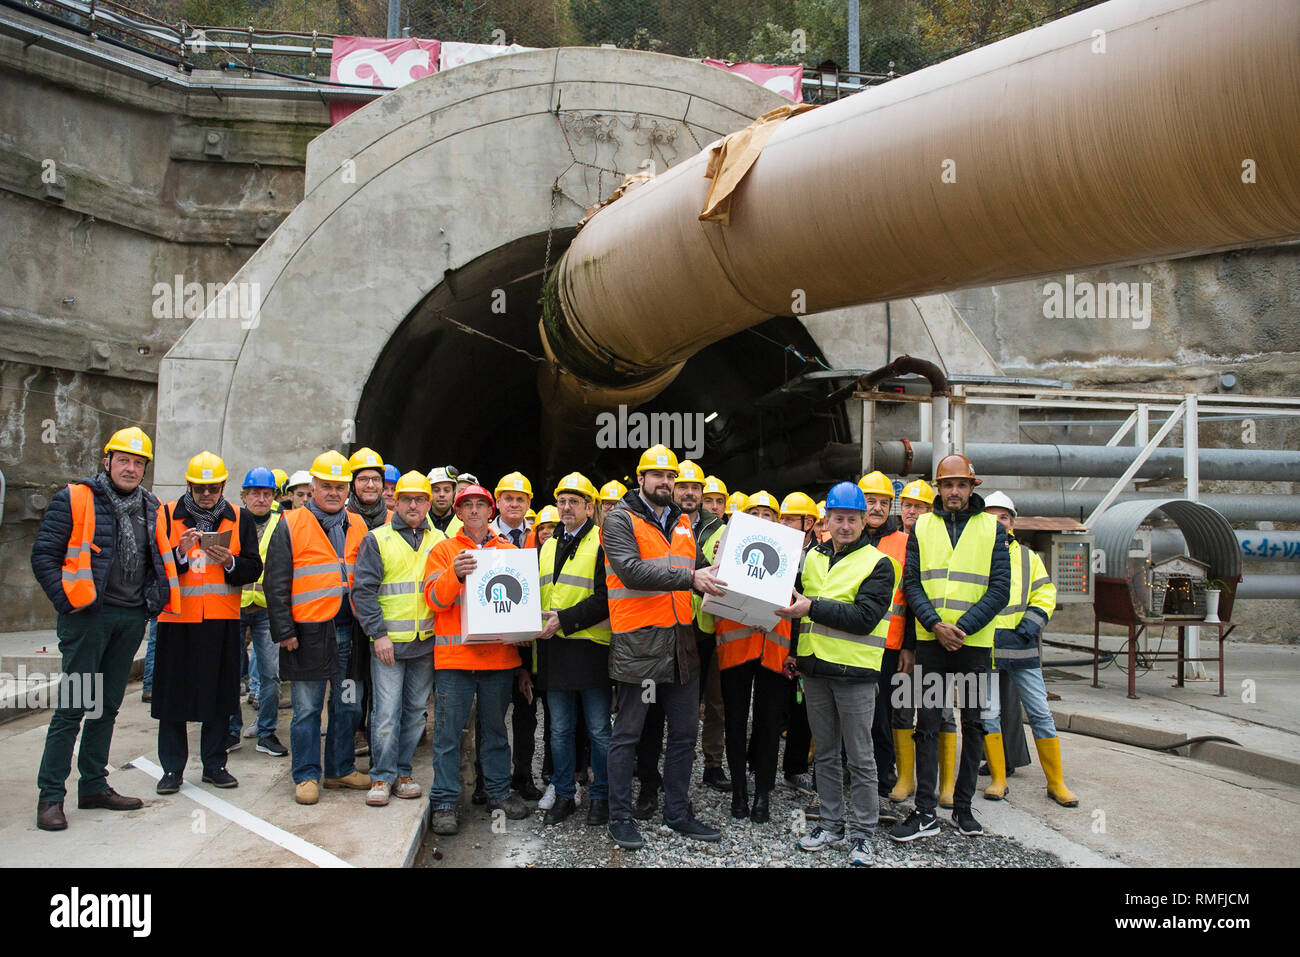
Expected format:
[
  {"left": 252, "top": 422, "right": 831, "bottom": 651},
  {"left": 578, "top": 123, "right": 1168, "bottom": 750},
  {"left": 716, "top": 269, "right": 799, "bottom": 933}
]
[{"left": 129, "top": 755, "right": 353, "bottom": 868}]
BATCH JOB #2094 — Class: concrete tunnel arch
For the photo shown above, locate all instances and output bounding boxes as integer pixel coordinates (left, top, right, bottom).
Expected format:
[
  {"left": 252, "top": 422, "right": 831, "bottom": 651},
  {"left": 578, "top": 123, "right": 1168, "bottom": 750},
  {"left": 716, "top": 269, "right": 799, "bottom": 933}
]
[{"left": 153, "top": 47, "right": 792, "bottom": 499}]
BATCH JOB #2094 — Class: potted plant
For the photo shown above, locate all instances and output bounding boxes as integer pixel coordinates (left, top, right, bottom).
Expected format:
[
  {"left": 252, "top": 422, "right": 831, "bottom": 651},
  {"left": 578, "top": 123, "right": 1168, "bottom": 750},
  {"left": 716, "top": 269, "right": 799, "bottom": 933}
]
[{"left": 1203, "top": 578, "right": 1226, "bottom": 623}]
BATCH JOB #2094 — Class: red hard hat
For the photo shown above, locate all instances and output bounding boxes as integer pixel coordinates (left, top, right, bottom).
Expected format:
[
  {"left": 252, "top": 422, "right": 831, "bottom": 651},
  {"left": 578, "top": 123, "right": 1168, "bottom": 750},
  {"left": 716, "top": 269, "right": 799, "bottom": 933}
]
[{"left": 454, "top": 483, "right": 496, "bottom": 516}]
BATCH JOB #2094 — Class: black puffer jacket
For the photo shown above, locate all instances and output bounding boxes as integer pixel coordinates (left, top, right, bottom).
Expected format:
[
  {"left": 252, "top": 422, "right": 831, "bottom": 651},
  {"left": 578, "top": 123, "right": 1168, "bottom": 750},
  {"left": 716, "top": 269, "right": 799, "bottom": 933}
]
[
  {"left": 903, "top": 491, "right": 1010, "bottom": 639},
  {"left": 31, "top": 477, "right": 168, "bottom": 617}
]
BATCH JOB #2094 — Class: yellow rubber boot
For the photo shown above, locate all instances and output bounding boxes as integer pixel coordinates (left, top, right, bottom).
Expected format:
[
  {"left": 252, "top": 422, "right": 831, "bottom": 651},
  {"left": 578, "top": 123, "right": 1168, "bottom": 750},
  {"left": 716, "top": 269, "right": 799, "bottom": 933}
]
[
  {"left": 938, "top": 731, "right": 957, "bottom": 809},
  {"left": 1035, "top": 737, "right": 1079, "bottom": 807},
  {"left": 982, "top": 733, "right": 1009, "bottom": 800},
  {"left": 887, "top": 729, "right": 916, "bottom": 801}
]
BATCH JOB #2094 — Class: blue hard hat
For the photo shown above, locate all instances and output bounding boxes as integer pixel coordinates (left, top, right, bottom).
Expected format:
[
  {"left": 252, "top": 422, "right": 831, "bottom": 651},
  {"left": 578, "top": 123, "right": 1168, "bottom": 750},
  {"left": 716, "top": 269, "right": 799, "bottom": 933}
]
[
  {"left": 383, "top": 464, "right": 401, "bottom": 483},
  {"left": 242, "top": 466, "right": 278, "bottom": 489},
  {"left": 824, "top": 480, "right": 867, "bottom": 512}
]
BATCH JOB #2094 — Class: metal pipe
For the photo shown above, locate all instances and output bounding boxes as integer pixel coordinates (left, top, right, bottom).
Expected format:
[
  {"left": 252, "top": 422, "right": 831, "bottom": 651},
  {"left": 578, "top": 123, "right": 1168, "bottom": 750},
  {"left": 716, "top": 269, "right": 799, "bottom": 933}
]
[
  {"left": 993, "top": 490, "right": 1300, "bottom": 524},
  {"left": 544, "top": 0, "right": 1300, "bottom": 404},
  {"left": 1234, "top": 576, "right": 1300, "bottom": 600},
  {"left": 872, "top": 441, "right": 1300, "bottom": 483},
  {"left": 1149, "top": 529, "right": 1300, "bottom": 563}
]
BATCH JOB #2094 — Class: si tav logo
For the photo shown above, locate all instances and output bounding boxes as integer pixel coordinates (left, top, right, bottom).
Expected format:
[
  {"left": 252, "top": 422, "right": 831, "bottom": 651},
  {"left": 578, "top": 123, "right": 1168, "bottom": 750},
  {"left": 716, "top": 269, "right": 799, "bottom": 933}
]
[
  {"left": 477, "top": 568, "right": 530, "bottom": 613},
  {"left": 733, "top": 537, "right": 786, "bottom": 581}
]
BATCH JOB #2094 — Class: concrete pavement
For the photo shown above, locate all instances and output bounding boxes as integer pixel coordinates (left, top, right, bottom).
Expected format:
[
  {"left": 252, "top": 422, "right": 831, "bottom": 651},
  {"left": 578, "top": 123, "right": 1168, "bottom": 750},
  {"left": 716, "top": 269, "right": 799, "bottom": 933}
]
[{"left": 3, "top": 635, "right": 1298, "bottom": 867}]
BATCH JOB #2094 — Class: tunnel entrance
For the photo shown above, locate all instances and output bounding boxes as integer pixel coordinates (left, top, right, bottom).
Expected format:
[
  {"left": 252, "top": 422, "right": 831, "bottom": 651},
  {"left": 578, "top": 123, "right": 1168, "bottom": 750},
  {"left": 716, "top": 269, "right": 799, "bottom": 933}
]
[{"left": 355, "top": 234, "right": 852, "bottom": 496}]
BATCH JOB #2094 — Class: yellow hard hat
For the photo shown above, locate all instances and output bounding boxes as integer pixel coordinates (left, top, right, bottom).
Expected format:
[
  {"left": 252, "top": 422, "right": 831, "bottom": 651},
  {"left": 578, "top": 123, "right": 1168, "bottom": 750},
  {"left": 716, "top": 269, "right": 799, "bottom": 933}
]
[
  {"left": 536, "top": 505, "right": 560, "bottom": 526},
  {"left": 554, "top": 472, "right": 598, "bottom": 501},
  {"left": 727, "top": 491, "right": 748, "bottom": 514},
  {"left": 780, "top": 491, "right": 819, "bottom": 519},
  {"left": 744, "top": 490, "right": 779, "bottom": 513},
  {"left": 857, "top": 470, "right": 895, "bottom": 498},
  {"left": 271, "top": 468, "right": 289, "bottom": 491},
  {"left": 703, "top": 475, "right": 728, "bottom": 497},
  {"left": 394, "top": 470, "right": 432, "bottom": 499},
  {"left": 525, "top": 508, "right": 538, "bottom": 523},
  {"left": 185, "top": 450, "right": 229, "bottom": 485},
  {"left": 310, "top": 450, "right": 352, "bottom": 482},
  {"left": 899, "top": 479, "right": 936, "bottom": 505},
  {"left": 636, "top": 444, "right": 679, "bottom": 475},
  {"left": 347, "top": 447, "right": 384, "bottom": 475},
  {"left": 495, "top": 471, "right": 534, "bottom": 499},
  {"left": 103, "top": 426, "right": 153, "bottom": 462},
  {"left": 599, "top": 480, "right": 628, "bottom": 503},
  {"left": 816, "top": 500, "right": 826, "bottom": 520},
  {"left": 675, "top": 460, "right": 706, "bottom": 485}
]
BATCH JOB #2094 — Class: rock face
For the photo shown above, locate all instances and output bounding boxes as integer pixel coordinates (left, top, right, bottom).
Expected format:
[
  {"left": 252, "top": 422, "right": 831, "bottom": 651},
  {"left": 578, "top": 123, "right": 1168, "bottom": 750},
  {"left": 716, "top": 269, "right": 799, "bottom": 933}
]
[{"left": 1, "top": 16, "right": 1295, "bottom": 640}]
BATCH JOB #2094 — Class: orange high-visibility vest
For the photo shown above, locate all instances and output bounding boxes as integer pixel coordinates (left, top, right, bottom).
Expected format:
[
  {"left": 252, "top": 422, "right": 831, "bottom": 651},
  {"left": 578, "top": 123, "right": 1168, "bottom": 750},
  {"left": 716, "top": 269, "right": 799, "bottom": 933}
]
[
  {"left": 60, "top": 484, "right": 99, "bottom": 610},
  {"left": 876, "top": 529, "right": 909, "bottom": 650},
  {"left": 281, "top": 508, "right": 366, "bottom": 623},
  {"left": 605, "top": 510, "right": 696, "bottom": 634},
  {"left": 715, "top": 616, "right": 791, "bottom": 673},
  {"left": 155, "top": 502, "right": 243, "bottom": 623},
  {"left": 422, "top": 530, "right": 522, "bottom": 671}
]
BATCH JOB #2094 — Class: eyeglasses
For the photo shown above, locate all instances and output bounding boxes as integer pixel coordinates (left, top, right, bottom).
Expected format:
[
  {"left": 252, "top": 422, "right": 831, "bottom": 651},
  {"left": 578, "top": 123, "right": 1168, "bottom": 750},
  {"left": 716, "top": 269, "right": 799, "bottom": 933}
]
[{"left": 354, "top": 475, "right": 383, "bottom": 486}]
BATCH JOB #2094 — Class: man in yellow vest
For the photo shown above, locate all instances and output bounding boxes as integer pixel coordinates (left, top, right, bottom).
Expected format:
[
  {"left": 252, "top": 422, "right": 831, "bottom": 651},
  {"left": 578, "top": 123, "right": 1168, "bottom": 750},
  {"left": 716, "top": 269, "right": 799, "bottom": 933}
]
[
  {"left": 536, "top": 472, "right": 611, "bottom": 826},
  {"left": 351, "top": 472, "right": 444, "bottom": 807},
  {"left": 152, "top": 452, "right": 263, "bottom": 793},
  {"left": 31, "top": 427, "right": 169, "bottom": 831},
  {"left": 777, "top": 481, "right": 898, "bottom": 867},
  {"left": 263, "top": 451, "right": 370, "bottom": 805},
  {"left": 604, "top": 446, "right": 726, "bottom": 850},
  {"left": 892, "top": 454, "right": 1010, "bottom": 841},
  {"left": 237, "top": 467, "right": 288, "bottom": 757},
  {"left": 980, "top": 492, "right": 1078, "bottom": 807}
]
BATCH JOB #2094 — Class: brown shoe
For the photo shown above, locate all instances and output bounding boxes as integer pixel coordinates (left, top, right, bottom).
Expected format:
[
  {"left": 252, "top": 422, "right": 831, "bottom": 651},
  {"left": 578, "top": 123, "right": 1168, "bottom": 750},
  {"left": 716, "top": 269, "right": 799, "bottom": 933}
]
[
  {"left": 354, "top": 731, "right": 370, "bottom": 757},
  {"left": 77, "top": 788, "right": 143, "bottom": 811},
  {"left": 37, "top": 801, "right": 67, "bottom": 831},
  {"left": 323, "top": 770, "right": 370, "bottom": 790}
]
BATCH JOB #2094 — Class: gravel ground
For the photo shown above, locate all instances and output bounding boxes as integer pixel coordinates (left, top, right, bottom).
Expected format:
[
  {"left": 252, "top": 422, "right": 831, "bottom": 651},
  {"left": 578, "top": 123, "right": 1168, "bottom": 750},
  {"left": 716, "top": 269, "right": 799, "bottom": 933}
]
[{"left": 423, "top": 731, "right": 1066, "bottom": 868}]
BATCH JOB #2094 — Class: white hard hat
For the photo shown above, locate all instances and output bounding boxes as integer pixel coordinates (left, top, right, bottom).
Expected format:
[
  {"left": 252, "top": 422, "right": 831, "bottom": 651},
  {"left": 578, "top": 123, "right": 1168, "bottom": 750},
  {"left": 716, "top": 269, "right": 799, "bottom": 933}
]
[
  {"left": 287, "top": 470, "right": 312, "bottom": 489},
  {"left": 984, "top": 490, "right": 1017, "bottom": 518}
]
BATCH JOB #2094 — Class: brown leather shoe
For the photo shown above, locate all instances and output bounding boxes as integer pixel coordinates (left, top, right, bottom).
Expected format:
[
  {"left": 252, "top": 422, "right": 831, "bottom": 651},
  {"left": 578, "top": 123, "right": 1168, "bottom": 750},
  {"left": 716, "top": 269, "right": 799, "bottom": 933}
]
[
  {"left": 77, "top": 788, "right": 144, "bottom": 811},
  {"left": 37, "top": 801, "right": 67, "bottom": 831}
]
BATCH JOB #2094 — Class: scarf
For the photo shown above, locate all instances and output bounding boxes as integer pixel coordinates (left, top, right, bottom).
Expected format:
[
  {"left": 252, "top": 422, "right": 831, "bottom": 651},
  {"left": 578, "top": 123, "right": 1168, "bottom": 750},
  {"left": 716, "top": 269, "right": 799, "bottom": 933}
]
[
  {"left": 181, "top": 489, "right": 228, "bottom": 533},
  {"left": 93, "top": 472, "right": 145, "bottom": 575},
  {"left": 307, "top": 499, "right": 348, "bottom": 557},
  {"left": 347, "top": 491, "right": 388, "bottom": 529}
]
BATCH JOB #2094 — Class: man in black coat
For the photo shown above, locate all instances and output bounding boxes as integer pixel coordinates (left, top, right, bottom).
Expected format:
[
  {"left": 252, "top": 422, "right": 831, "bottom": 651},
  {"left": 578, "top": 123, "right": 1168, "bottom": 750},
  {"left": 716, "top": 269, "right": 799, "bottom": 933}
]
[
  {"left": 30, "top": 427, "right": 169, "bottom": 831},
  {"left": 151, "top": 453, "right": 262, "bottom": 793}
]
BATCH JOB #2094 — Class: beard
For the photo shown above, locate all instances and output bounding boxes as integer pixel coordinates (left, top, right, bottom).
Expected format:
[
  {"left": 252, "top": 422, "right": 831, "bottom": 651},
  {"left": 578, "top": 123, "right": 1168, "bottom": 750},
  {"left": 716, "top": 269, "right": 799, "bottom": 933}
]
[{"left": 644, "top": 484, "right": 673, "bottom": 507}]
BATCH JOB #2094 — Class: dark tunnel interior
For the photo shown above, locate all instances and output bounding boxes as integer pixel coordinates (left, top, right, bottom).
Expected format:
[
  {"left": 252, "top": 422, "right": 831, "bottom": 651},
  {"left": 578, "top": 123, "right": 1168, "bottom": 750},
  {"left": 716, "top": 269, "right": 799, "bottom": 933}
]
[{"left": 353, "top": 232, "right": 854, "bottom": 501}]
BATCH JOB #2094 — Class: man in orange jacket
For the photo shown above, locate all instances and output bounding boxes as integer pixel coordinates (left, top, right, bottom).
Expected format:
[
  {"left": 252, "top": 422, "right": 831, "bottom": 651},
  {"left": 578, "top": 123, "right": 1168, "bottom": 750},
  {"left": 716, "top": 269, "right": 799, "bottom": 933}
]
[{"left": 423, "top": 484, "right": 531, "bottom": 835}]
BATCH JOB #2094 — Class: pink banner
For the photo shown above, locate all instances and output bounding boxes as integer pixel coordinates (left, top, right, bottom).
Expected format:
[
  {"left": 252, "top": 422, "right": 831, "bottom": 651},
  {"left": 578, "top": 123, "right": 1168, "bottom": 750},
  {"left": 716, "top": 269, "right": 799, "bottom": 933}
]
[
  {"left": 702, "top": 59, "right": 802, "bottom": 102},
  {"left": 328, "top": 36, "right": 441, "bottom": 125}
]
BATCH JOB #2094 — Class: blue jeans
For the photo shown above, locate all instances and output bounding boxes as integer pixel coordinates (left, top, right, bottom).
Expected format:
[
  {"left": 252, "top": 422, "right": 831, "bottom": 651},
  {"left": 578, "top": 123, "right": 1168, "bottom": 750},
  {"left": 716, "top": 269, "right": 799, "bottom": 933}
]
[
  {"left": 288, "top": 622, "right": 361, "bottom": 783},
  {"left": 430, "top": 669, "right": 513, "bottom": 808},
  {"left": 982, "top": 666, "right": 1057, "bottom": 739},
  {"left": 142, "top": 618, "right": 157, "bottom": 692},
  {"left": 242, "top": 607, "right": 279, "bottom": 738},
  {"left": 547, "top": 687, "right": 612, "bottom": 801},
  {"left": 369, "top": 648, "right": 435, "bottom": 783}
]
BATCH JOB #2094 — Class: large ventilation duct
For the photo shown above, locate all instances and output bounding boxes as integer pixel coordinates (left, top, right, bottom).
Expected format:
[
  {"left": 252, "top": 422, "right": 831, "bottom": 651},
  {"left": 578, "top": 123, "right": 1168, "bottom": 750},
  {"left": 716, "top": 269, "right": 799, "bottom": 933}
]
[{"left": 540, "top": 0, "right": 1300, "bottom": 414}]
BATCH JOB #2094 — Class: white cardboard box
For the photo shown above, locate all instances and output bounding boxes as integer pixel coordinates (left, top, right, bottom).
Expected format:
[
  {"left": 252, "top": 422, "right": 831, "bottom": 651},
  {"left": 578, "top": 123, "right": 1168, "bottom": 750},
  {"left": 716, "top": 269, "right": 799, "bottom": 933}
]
[
  {"left": 701, "top": 510, "right": 804, "bottom": 631},
  {"left": 459, "top": 547, "right": 542, "bottom": 643}
]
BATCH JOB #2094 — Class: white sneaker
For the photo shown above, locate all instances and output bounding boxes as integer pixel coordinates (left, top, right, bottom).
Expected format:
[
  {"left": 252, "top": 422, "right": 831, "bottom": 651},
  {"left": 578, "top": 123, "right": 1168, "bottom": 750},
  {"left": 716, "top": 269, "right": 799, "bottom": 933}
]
[
  {"left": 366, "top": 780, "right": 390, "bottom": 807},
  {"left": 242, "top": 726, "right": 259, "bottom": 738},
  {"left": 538, "top": 782, "right": 557, "bottom": 810},
  {"left": 848, "top": 837, "right": 873, "bottom": 867},
  {"left": 796, "top": 826, "right": 846, "bottom": 852}
]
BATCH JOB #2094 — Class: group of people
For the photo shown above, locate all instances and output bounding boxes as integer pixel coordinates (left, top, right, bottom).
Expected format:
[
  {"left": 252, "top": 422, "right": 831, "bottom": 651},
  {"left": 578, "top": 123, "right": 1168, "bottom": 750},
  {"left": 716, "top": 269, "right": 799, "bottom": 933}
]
[{"left": 30, "top": 427, "right": 1078, "bottom": 868}]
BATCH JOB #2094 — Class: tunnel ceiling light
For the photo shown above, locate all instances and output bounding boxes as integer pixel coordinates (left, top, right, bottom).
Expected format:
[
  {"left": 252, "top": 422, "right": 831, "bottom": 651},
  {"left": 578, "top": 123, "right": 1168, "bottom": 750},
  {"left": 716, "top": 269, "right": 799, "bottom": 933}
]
[{"left": 705, "top": 412, "right": 718, "bottom": 423}]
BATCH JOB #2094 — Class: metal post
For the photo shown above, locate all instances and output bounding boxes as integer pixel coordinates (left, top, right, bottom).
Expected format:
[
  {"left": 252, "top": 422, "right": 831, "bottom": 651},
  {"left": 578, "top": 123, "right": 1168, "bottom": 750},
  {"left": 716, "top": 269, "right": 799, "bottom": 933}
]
[
  {"left": 848, "top": 0, "right": 860, "bottom": 74},
  {"left": 1184, "top": 392, "right": 1205, "bottom": 678},
  {"left": 387, "top": 0, "right": 400, "bottom": 39},
  {"left": 1136, "top": 403, "right": 1149, "bottom": 447},
  {"left": 952, "top": 384, "right": 965, "bottom": 455},
  {"left": 932, "top": 394, "right": 951, "bottom": 463},
  {"left": 861, "top": 399, "right": 875, "bottom": 477},
  {"left": 919, "top": 401, "right": 932, "bottom": 443}
]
